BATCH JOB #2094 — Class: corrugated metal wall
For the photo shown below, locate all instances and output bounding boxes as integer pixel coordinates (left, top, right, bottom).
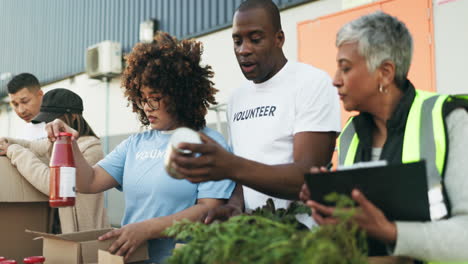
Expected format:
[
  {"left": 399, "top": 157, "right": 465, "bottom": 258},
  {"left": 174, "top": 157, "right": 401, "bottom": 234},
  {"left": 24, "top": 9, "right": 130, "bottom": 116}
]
[{"left": 0, "top": 0, "right": 313, "bottom": 98}]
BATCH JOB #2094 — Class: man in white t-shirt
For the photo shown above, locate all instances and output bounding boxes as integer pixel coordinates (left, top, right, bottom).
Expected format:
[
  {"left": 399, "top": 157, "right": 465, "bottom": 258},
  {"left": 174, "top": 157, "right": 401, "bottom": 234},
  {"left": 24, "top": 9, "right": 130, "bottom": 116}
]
[
  {"left": 171, "top": 0, "right": 340, "bottom": 217},
  {"left": 7, "top": 73, "right": 46, "bottom": 140}
]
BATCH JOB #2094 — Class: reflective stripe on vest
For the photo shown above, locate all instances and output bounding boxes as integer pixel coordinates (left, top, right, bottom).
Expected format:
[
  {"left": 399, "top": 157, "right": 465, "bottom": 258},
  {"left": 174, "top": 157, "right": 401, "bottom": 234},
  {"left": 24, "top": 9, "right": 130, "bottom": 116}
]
[
  {"left": 338, "top": 117, "right": 358, "bottom": 166},
  {"left": 429, "top": 95, "right": 468, "bottom": 264},
  {"left": 339, "top": 91, "right": 448, "bottom": 220},
  {"left": 338, "top": 91, "right": 446, "bottom": 190},
  {"left": 403, "top": 91, "right": 448, "bottom": 221},
  {"left": 402, "top": 90, "right": 447, "bottom": 184}
]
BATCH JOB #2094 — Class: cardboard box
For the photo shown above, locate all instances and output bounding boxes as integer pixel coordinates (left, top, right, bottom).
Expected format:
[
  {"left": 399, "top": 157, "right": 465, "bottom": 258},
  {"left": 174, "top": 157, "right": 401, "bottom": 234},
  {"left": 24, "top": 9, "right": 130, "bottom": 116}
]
[
  {"left": 27, "top": 228, "right": 149, "bottom": 264},
  {"left": 0, "top": 156, "right": 52, "bottom": 260},
  {"left": 98, "top": 250, "right": 150, "bottom": 264},
  {"left": 98, "top": 250, "right": 124, "bottom": 264}
]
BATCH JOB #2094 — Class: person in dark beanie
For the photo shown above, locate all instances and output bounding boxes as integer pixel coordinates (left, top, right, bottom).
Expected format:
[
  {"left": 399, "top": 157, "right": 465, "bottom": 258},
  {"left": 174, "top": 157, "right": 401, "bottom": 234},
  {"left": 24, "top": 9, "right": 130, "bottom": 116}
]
[
  {"left": 31, "top": 88, "right": 96, "bottom": 137},
  {"left": 0, "top": 88, "right": 109, "bottom": 233},
  {"left": 7, "top": 73, "right": 46, "bottom": 140}
]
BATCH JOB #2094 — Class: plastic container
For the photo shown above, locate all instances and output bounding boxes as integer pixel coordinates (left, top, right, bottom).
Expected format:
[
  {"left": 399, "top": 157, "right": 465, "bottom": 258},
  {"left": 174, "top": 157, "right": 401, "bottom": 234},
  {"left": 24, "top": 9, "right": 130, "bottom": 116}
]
[
  {"left": 164, "top": 127, "right": 202, "bottom": 179},
  {"left": 23, "top": 256, "right": 45, "bottom": 264},
  {"left": 49, "top": 132, "right": 76, "bottom": 207}
]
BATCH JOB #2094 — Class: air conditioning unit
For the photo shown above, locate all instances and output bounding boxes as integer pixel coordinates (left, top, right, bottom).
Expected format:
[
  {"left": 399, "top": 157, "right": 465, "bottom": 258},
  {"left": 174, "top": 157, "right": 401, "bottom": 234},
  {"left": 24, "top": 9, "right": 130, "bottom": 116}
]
[{"left": 85, "top": 41, "right": 122, "bottom": 79}]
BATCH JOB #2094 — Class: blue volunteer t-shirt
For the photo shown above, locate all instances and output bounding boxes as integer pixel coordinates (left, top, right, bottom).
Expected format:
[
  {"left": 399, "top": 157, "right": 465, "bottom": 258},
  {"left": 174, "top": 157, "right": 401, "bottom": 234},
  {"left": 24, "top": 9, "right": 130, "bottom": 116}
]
[{"left": 97, "top": 127, "right": 235, "bottom": 263}]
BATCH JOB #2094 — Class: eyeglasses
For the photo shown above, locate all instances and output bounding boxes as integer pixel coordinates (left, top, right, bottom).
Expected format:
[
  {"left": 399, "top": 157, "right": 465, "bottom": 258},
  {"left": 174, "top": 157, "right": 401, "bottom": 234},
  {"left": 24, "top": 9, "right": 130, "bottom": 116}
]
[{"left": 135, "top": 97, "right": 163, "bottom": 110}]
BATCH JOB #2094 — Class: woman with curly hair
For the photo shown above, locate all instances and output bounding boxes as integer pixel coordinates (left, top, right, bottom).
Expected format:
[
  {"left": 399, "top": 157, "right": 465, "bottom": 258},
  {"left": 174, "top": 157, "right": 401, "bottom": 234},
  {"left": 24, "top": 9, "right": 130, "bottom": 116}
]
[{"left": 45, "top": 32, "right": 235, "bottom": 263}]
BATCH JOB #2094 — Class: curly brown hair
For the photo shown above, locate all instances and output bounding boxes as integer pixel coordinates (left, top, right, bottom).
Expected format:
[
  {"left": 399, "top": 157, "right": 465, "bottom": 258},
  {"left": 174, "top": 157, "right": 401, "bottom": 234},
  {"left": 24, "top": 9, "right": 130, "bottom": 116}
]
[{"left": 121, "top": 31, "right": 218, "bottom": 131}]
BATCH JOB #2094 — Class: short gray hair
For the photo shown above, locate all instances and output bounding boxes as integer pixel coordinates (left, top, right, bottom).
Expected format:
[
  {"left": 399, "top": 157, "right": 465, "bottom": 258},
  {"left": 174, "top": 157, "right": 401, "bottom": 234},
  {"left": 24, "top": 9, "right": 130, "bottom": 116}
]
[{"left": 336, "top": 11, "right": 413, "bottom": 89}]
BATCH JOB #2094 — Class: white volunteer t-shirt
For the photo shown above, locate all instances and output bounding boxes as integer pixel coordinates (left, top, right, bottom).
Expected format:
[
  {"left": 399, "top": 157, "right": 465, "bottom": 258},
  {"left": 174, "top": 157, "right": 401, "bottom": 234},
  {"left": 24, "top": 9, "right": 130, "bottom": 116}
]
[
  {"left": 228, "top": 61, "right": 341, "bottom": 211},
  {"left": 20, "top": 122, "right": 47, "bottom": 140}
]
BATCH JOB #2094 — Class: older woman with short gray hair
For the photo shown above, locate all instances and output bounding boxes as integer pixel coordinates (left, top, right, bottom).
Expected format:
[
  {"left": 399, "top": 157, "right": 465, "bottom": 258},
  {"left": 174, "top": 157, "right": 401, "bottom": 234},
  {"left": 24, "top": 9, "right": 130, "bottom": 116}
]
[{"left": 304, "top": 11, "right": 468, "bottom": 262}]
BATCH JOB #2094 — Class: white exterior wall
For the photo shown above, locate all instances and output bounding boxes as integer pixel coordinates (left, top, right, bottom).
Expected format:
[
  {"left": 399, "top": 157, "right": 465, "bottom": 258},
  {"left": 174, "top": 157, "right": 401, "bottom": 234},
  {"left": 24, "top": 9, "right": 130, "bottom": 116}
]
[{"left": 433, "top": 0, "right": 468, "bottom": 94}]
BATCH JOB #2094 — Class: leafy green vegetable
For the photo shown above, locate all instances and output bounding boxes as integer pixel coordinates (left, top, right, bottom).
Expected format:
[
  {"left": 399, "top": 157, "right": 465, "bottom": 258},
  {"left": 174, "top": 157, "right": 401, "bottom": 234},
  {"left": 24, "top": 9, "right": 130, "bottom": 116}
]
[
  {"left": 250, "top": 198, "right": 312, "bottom": 228},
  {"left": 164, "top": 193, "right": 368, "bottom": 264}
]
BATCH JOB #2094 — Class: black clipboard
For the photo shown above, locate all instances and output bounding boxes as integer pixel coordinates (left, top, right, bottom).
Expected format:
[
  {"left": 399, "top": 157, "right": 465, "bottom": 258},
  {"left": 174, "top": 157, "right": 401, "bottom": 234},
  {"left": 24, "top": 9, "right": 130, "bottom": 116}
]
[{"left": 304, "top": 161, "right": 430, "bottom": 221}]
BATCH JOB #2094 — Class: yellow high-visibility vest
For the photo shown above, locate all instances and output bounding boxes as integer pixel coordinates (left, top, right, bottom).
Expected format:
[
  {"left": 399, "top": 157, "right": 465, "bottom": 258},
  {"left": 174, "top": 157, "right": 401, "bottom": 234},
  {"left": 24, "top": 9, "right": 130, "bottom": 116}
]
[{"left": 337, "top": 90, "right": 468, "bottom": 264}]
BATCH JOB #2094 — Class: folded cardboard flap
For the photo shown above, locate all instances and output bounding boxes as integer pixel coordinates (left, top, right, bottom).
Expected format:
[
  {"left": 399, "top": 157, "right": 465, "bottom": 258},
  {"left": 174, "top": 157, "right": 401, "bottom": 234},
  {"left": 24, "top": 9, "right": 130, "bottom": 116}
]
[
  {"left": 58, "top": 228, "right": 113, "bottom": 242},
  {"left": 98, "top": 250, "right": 124, "bottom": 264},
  {"left": 44, "top": 238, "right": 80, "bottom": 263},
  {"left": 81, "top": 240, "right": 115, "bottom": 263},
  {"left": 27, "top": 229, "right": 113, "bottom": 242},
  {"left": 0, "top": 156, "right": 48, "bottom": 202},
  {"left": 26, "top": 228, "right": 149, "bottom": 264}
]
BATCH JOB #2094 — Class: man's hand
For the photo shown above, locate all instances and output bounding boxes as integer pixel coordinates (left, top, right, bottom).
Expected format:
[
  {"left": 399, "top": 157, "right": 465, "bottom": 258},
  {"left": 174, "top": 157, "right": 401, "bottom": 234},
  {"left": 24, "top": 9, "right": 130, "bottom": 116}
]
[
  {"left": 45, "top": 119, "right": 79, "bottom": 142},
  {"left": 98, "top": 222, "right": 150, "bottom": 260},
  {"left": 203, "top": 204, "right": 243, "bottom": 224},
  {"left": 170, "top": 133, "right": 236, "bottom": 183},
  {"left": 0, "top": 138, "right": 10, "bottom": 156},
  {"left": 306, "top": 189, "right": 397, "bottom": 244}
]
